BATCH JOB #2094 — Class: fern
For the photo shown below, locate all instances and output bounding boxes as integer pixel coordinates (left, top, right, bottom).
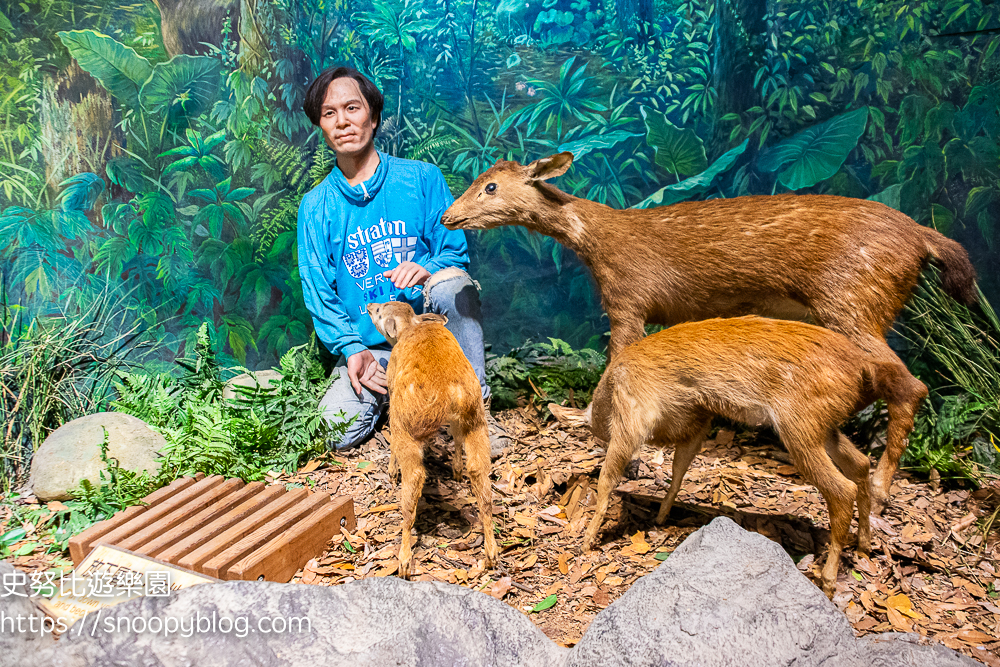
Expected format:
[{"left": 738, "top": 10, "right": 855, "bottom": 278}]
[
  {"left": 260, "top": 139, "right": 310, "bottom": 191},
  {"left": 111, "top": 372, "right": 178, "bottom": 429},
  {"left": 486, "top": 338, "right": 606, "bottom": 413},
  {"left": 255, "top": 193, "right": 302, "bottom": 251},
  {"left": 306, "top": 143, "right": 335, "bottom": 189},
  {"left": 406, "top": 134, "right": 456, "bottom": 161}
]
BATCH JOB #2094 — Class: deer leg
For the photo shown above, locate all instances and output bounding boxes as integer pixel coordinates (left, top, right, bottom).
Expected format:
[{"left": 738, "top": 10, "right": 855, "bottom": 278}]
[
  {"left": 583, "top": 431, "right": 640, "bottom": 552},
  {"left": 448, "top": 424, "right": 465, "bottom": 481},
  {"left": 871, "top": 370, "right": 924, "bottom": 516},
  {"left": 607, "top": 313, "right": 647, "bottom": 362},
  {"left": 459, "top": 422, "right": 498, "bottom": 569},
  {"left": 393, "top": 432, "right": 426, "bottom": 580},
  {"left": 825, "top": 429, "right": 872, "bottom": 555},
  {"left": 784, "top": 427, "right": 857, "bottom": 599},
  {"left": 809, "top": 305, "right": 909, "bottom": 515},
  {"left": 656, "top": 421, "right": 711, "bottom": 524},
  {"left": 388, "top": 451, "right": 399, "bottom": 484}
]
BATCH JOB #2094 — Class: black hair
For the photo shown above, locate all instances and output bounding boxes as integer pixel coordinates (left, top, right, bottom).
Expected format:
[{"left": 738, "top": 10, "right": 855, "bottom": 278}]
[{"left": 303, "top": 66, "right": 384, "bottom": 137}]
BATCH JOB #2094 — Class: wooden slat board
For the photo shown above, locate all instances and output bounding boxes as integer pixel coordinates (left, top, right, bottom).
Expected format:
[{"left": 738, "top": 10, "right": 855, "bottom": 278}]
[{"left": 68, "top": 475, "right": 355, "bottom": 583}]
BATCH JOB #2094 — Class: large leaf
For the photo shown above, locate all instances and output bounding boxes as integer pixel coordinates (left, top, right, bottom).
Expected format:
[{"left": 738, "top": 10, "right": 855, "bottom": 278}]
[
  {"left": 557, "top": 131, "right": 641, "bottom": 160},
  {"left": 57, "top": 173, "right": 105, "bottom": 212},
  {"left": 634, "top": 140, "right": 749, "bottom": 209},
  {"left": 106, "top": 157, "right": 145, "bottom": 193},
  {"left": 641, "top": 106, "right": 707, "bottom": 177},
  {"left": 0, "top": 8, "right": 13, "bottom": 35},
  {"left": 140, "top": 55, "right": 222, "bottom": 126},
  {"left": 867, "top": 183, "right": 902, "bottom": 211},
  {"left": 758, "top": 107, "right": 869, "bottom": 191},
  {"left": 57, "top": 30, "right": 152, "bottom": 109}
]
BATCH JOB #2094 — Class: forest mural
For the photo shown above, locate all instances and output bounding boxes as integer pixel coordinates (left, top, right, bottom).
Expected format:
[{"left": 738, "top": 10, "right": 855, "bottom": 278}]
[{"left": 1, "top": 0, "right": 999, "bottom": 484}]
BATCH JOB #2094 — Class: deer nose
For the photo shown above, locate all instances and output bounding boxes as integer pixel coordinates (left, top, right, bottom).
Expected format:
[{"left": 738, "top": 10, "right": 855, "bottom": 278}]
[{"left": 440, "top": 214, "right": 462, "bottom": 229}]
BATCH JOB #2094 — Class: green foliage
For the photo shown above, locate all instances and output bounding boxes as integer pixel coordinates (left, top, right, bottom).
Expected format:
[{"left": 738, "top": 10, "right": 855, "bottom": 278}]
[
  {"left": 0, "top": 285, "right": 155, "bottom": 489},
  {"left": 758, "top": 107, "right": 869, "bottom": 191},
  {"left": 140, "top": 55, "right": 223, "bottom": 127},
  {"left": 487, "top": 338, "right": 606, "bottom": 413},
  {"left": 113, "top": 324, "right": 349, "bottom": 481},
  {"left": 56, "top": 30, "right": 153, "bottom": 110},
  {"left": 893, "top": 272, "right": 1000, "bottom": 484},
  {"left": 634, "top": 139, "right": 748, "bottom": 209},
  {"left": 641, "top": 106, "right": 708, "bottom": 178}
]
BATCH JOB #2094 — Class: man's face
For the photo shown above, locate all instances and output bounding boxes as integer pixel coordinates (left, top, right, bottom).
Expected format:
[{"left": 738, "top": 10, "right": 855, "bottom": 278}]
[{"left": 319, "top": 77, "right": 377, "bottom": 157}]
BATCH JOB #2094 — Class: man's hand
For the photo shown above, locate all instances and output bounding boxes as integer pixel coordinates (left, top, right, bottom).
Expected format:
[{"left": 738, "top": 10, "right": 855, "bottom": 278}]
[
  {"left": 383, "top": 262, "right": 431, "bottom": 289},
  {"left": 347, "top": 349, "right": 387, "bottom": 395}
]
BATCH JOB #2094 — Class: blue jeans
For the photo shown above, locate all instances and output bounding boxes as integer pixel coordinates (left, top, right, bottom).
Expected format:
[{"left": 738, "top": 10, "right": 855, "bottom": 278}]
[{"left": 320, "top": 268, "right": 490, "bottom": 450}]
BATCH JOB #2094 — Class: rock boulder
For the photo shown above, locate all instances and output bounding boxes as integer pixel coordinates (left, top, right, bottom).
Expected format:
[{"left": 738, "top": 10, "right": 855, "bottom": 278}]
[
  {"left": 4, "top": 518, "right": 980, "bottom": 667},
  {"left": 28, "top": 412, "right": 163, "bottom": 501},
  {"left": 222, "top": 370, "right": 283, "bottom": 401}
]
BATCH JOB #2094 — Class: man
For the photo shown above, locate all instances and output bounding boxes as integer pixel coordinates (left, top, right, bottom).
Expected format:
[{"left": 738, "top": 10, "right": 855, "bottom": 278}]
[{"left": 297, "top": 66, "right": 510, "bottom": 455}]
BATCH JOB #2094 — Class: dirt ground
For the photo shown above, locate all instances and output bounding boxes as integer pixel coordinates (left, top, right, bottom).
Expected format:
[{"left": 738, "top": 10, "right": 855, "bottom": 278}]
[{"left": 3, "top": 407, "right": 999, "bottom": 663}]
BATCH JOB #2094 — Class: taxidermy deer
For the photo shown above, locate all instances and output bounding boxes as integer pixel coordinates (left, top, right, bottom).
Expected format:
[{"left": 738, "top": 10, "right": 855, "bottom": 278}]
[
  {"left": 440, "top": 152, "right": 975, "bottom": 513},
  {"left": 365, "top": 302, "right": 498, "bottom": 579},
  {"left": 582, "top": 316, "right": 928, "bottom": 598}
]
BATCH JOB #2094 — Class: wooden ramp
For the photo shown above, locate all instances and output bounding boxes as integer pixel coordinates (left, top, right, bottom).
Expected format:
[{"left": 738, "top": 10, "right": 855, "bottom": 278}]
[{"left": 68, "top": 474, "right": 355, "bottom": 583}]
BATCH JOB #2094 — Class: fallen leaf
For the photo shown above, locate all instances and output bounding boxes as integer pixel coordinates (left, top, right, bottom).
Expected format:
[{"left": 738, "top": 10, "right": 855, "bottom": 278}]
[
  {"left": 532, "top": 594, "right": 557, "bottom": 612},
  {"left": 363, "top": 504, "right": 399, "bottom": 515},
  {"left": 845, "top": 601, "right": 866, "bottom": 624},
  {"left": 956, "top": 629, "right": 995, "bottom": 645},
  {"left": 45, "top": 501, "right": 69, "bottom": 513},
  {"left": 300, "top": 459, "right": 324, "bottom": 473},
  {"left": 950, "top": 513, "right": 977, "bottom": 534},
  {"left": 885, "top": 593, "right": 925, "bottom": 619},
  {"left": 886, "top": 606, "right": 912, "bottom": 632},
  {"left": 374, "top": 560, "right": 399, "bottom": 577},
  {"left": 558, "top": 553, "right": 571, "bottom": 575},
  {"left": 521, "top": 553, "right": 538, "bottom": 570},
  {"left": 630, "top": 531, "right": 650, "bottom": 554},
  {"left": 490, "top": 576, "right": 512, "bottom": 600}
]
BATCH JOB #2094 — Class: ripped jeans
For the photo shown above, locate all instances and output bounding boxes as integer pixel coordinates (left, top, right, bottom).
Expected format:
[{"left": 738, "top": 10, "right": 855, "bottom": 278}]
[{"left": 319, "top": 268, "right": 490, "bottom": 450}]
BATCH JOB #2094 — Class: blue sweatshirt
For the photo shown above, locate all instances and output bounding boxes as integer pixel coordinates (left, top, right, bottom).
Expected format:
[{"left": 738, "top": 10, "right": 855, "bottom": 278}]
[{"left": 297, "top": 151, "right": 468, "bottom": 360}]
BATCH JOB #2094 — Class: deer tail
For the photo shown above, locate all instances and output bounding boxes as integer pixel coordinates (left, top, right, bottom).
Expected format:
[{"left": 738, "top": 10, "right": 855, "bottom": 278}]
[{"left": 922, "top": 227, "right": 978, "bottom": 305}]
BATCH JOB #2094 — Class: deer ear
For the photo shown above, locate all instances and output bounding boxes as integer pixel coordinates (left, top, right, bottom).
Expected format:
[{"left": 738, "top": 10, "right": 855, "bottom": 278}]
[
  {"left": 414, "top": 313, "right": 448, "bottom": 326},
  {"left": 384, "top": 317, "right": 398, "bottom": 339},
  {"left": 527, "top": 152, "right": 574, "bottom": 181}
]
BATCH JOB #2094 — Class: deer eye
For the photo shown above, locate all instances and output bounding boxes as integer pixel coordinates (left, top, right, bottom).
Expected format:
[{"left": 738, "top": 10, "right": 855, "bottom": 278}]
[{"left": 485, "top": 183, "right": 497, "bottom": 194}]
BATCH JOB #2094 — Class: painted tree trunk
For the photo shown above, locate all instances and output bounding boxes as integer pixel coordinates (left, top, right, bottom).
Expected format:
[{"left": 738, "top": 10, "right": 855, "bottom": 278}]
[
  {"left": 616, "top": 0, "right": 653, "bottom": 36},
  {"left": 152, "top": 0, "right": 239, "bottom": 57},
  {"left": 39, "top": 61, "right": 124, "bottom": 206}
]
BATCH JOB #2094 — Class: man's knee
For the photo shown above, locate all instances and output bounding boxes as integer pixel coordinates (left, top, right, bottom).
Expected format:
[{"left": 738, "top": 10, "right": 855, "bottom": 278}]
[
  {"left": 320, "top": 367, "right": 384, "bottom": 450},
  {"left": 425, "top": 268, "right": 482, "bottom": 319},
  {"left": 426, "top": 267, "right": 475, "bottom": 293}
]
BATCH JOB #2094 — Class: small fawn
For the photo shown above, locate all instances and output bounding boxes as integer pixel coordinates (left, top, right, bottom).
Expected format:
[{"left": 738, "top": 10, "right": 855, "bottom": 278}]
[
  {"left": 582, "top": 316, "right": 927, "bottom": 598},
  {"left": 441, "top": 152, "right": 974, "bottom": 513},
  {"left": 366, "top": 301, "right": 498, "bottom": 579}
]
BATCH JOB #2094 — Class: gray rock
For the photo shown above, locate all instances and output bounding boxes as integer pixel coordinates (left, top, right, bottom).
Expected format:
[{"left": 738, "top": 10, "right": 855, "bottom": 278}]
[
  {"left": 0, "top": 561, "right": 59, "bottom": 665},
  {"left": 223, "top": 369, "right": 283, "bottom": 401},
  {"left": 3, "top": 519, "right": 978, "bottom": 667},
  {"left": 28, "top": 412, "right": 164, "bottom": 501},
  {"left": 54, "top": 577, "right": 565, "bottom": 667},
  {"left": 567, "top": 516, "right": 978, "bottom": 667}
]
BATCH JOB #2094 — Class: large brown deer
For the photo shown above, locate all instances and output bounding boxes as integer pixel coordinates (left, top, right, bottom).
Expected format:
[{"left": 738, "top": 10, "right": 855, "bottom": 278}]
[
  {"left": 582, "top": 316, "right": 928, "bottom": 598},
  {"left": 440, "top": 152, "right": 976, "bottom": 513}
]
